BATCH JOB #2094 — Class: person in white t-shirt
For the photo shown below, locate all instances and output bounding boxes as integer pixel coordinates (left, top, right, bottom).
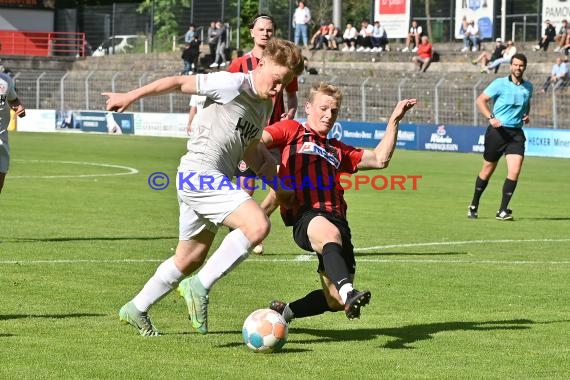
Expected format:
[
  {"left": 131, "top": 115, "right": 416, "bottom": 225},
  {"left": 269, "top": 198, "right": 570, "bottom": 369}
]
[
  {"left": 293, "top": 1, "right": 311, "bottom": 48},
  {"left": 402, "top": 19, "right": 423, "bottom": 52},
  {"left": 186, "top": 94, "right": 206, "bottom": 134},
  {"left": 103, "top": 38, "right": 304, "bottom": 337},
  {"left": 341, "top": 22, "right": 358, "bottom": 51},
  {"left": 0, "top": 72, "right": 26, "bottom": 194}
]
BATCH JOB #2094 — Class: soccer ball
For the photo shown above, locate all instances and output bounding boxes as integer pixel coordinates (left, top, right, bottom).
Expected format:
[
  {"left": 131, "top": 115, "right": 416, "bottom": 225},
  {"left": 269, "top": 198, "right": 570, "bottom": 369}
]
[{"left": 242, "top": 308, "right": 288, "bottom": 353}]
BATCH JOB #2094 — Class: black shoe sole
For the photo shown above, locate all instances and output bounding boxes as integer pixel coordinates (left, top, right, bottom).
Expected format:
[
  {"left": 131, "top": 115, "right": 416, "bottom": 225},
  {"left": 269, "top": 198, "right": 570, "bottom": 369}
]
[{"left": 345, "top": 291, "right": 371, "bottom": 320}]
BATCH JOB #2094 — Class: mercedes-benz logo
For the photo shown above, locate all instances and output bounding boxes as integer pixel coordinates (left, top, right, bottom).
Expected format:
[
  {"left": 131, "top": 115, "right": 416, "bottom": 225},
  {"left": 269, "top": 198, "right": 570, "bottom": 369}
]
[{"left": 329, "top": 122, "right": 342, "bottom": 140}]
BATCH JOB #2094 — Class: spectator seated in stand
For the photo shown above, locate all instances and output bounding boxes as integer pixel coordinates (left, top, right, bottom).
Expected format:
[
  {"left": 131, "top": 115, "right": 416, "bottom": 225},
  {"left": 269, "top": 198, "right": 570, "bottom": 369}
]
[
  {"left": 356, "top": 18, "right": 374, "bottom": 52},
  {"left": 533, "top": 19, "right": 556, "bottom": 51},
  {"left": 310, "top": 22, "right": 329, "bottom": 50},
  {"left": 402, "top": 19, "right": 423, "bottom": 52},
  {"left": 554, "top": 20, "right": 568, "bottom": 52},
  {"left": 412, "top": 35, "right": 433, "bottom": 72},
  {"left": 371, "top": 20, "right": 389, "bottom": 52},
  {"left": 325, "top": 23, "right": 340, "bottom": 50},
  {"left": 472, "top": 38, "right": 506, "bottom": 71},
  {"left": 539, "top": 56, "right": 569, "bottom": 93},
  {"left": 482, "top": 40, "right": 516, "bottom": 74},
  {"left": 341, "top": 22, "right": 357, "bottom": 52}
]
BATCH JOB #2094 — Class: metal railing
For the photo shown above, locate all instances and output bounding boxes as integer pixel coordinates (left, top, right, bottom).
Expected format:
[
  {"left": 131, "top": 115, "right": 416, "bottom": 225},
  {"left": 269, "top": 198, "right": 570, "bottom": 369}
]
[{"left": 13, "top": 69, "right": 570, "bottom": 129}]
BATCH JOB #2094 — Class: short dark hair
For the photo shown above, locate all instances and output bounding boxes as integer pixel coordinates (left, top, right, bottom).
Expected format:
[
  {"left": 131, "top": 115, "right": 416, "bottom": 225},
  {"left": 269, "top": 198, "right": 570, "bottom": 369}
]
[{"left": 511, "top": 53, "right": 527, "bottom": 66}]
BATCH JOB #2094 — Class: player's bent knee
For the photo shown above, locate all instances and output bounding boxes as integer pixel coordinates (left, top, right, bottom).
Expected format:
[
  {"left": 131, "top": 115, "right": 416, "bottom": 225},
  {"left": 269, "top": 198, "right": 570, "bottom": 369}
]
[{"left": 242, "top": 217, "right": 270, "bottom": 244}]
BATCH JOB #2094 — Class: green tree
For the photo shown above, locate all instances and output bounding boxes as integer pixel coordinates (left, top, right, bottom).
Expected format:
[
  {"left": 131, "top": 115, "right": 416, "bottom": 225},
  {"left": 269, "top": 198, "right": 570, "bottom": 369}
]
[{"left": 137, "top": 0, "right": 191, "bottom": 42}]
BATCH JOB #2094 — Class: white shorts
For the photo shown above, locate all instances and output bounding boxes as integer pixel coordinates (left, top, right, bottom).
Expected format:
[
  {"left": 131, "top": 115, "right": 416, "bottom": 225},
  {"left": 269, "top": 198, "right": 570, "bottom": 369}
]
[
  {"left": 0, "top": 139, "right": 9, "bottom": 173},
  {"left": 177, "top": 169, "right": 251, "bottom": 240}
]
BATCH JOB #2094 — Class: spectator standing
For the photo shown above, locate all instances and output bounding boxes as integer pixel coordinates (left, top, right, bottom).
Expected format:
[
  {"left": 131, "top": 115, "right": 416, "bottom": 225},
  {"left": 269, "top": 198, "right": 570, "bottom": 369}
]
[
  {"left": 412, "top": 35, "right": 433, "bottom": 72},
  {"left": 184, "top": 25, "right": 196, "bottom": 44},
  {"left": 341, "top": 23, "right": 357, "bottom": 52},
  {"left": 533, "top": 20, "right": 556, "bottom": 51},
  {"left": 554, "top": 19, "right": 568, "bottom": 52},
  {"left": 356, "top": 18, "right": 374, "bottom": 52},
  {"left": 540, "top": 56, "right": 569, "bottom": 93},
  {"left": 210, "top": 21, "right": 227, "bottom": 68},
  {"left": 371, "top": 20, "right": 389, "bottom": 52},
  {"left": 402, "top": 19, "right": 422, "bottom": 52},
  {"left": 293, "top": 1, "right": 311, "bottom": 48},
  {"left": 181, "top": 35, "right": 200, "bottom": 75},
  {"left": 207, "top": 21, "right": 218, "bottom": 64}
]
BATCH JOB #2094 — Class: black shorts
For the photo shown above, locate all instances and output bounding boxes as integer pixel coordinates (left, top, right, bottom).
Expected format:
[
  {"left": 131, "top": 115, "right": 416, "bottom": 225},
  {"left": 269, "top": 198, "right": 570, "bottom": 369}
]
[
  {"left": 293, "top": 209, "right": 356, "bottom": 275},
  {"left": 483, "top": 125, "right": 526, "bottom": 162}
]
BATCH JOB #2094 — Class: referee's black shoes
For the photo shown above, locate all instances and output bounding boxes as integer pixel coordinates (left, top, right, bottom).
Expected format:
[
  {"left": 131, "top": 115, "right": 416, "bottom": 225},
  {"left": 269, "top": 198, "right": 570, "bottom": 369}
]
[
  {"left": 467, "top": 205, "right": 478, "bottom": 219},
  {"left": 496, "top": 209, "right": 514, "bottom": 221}
]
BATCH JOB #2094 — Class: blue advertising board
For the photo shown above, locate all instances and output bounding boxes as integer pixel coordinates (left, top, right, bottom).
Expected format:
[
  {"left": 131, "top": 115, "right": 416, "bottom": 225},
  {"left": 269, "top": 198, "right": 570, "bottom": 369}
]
[
  {"left": 416, "top": 124, "right": 486, "bottom": 153},
  {"left": 331, "top": 121, "right": 570, "bottom": 159},
  {"left": 525, "top": 128, "right": 570, "bottom": 158},
  {"left": 326, "top": 121, "right": 418, "bottom": 149},
  {"left": 75, "top": 111, "right": 134, "bottom": 134}
]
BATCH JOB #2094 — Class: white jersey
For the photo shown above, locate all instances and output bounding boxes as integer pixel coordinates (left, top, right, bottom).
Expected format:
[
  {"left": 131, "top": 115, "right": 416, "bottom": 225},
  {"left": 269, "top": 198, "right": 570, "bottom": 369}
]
[
  {"left": 178, "top": 71, "right": 272, "bottom": 178},
  {"left": 188, "top": 94, "right": 207, "bottom": 130},
  {"left": 0, "top": 72, "right": 18, "bottom": 144}
]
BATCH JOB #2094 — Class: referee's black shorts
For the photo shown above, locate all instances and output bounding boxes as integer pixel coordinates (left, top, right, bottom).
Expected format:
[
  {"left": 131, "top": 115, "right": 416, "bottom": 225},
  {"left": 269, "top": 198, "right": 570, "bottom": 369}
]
[
  {"left": 483, "top": 125, "right": 526, "bottom": 162},
  {"left": 293, "top": 209, "right": 356, "bottom": 275}
]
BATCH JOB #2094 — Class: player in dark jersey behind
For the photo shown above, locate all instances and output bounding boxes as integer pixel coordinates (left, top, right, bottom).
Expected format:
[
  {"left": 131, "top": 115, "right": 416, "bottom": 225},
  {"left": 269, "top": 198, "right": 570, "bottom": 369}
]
[
  {"left": 262, "top": 83, "right": 416, "bottom": 321},
  {"left": 228, "top": 13, "right": 299, "bottom": 255}
]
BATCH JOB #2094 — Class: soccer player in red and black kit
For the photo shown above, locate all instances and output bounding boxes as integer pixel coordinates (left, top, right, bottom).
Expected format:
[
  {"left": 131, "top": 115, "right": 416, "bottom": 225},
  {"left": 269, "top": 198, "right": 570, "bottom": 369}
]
[
  {"left": 261, "top": 83, "right": 416, "bottom": 321},
  {"left": 228, "top": 13, "right": 299, "bottom": 254}
]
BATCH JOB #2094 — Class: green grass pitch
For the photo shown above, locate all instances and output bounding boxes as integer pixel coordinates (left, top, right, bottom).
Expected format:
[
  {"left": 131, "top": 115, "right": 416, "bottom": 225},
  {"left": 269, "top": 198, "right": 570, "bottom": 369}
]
[{"left": 1, "top": 132, "right": 569, "bottom": 379}]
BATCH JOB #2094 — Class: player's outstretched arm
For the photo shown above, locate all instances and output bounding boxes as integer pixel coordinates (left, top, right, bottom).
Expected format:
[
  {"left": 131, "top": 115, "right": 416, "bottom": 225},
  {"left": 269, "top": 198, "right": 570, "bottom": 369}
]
[
  {"left": 358, "top": 98, "right": 416, "bottom": 170},
  {"left": 102, "top": 75, "right": 197, "bottom": 112}
]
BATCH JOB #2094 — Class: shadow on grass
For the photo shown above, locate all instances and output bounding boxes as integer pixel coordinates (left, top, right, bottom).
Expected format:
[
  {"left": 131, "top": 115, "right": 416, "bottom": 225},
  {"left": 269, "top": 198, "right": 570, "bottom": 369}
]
[
  {"left": 3, "top": 236, "right": 177, "bottom": 243},
  {"left": 0, "top": 333, "right": 15, "bottom": 337},
  {"left": 0, "top": 313, "right": 106, "bottom": 320},
  {"left": 518, "top": 217, "right": 570, "bottom": 221},
  {"left": 356, "top": 251, "right": 468, "bottom": 256},
  {"left": 292, "top": 319, "right": 536, "bottom": 349}
]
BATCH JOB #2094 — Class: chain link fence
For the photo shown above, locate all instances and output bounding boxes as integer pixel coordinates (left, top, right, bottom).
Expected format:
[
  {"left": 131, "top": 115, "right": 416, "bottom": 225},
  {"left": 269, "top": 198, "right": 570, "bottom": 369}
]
[{"left": 13, "top": 69, "right": 570, "bottom": 129}]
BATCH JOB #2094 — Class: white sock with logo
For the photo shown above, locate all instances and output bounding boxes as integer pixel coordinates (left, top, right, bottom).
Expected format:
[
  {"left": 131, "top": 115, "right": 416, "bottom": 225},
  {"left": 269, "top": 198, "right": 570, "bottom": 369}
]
[
  {"left": 338, "top": 283, "right": 354, "bottom": 304},
  {"left": 197, "top": 228, "right": 252, "bottom": 290},
  {"left": 132, "top": 256, "right": 184, "bottom": 312}
]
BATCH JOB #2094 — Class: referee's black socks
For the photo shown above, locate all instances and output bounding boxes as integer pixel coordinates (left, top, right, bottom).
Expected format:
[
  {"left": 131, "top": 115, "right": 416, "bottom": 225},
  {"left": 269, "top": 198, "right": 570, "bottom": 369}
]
[
  {"left": 500, "top": 178, "right": 518, "bottom": 211},
  {"left": 471, "top": 176, "right": 489, "bottom": 207}
]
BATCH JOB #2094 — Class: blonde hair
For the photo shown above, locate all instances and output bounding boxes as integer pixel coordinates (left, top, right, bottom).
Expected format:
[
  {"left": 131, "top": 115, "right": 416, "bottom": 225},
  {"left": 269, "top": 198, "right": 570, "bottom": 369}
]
[
  {"left": 308, "top": 82, "right": 343, "bottom": 106},
  {"left": 262, "top": 38, "right": 305, "bottom": 76}
]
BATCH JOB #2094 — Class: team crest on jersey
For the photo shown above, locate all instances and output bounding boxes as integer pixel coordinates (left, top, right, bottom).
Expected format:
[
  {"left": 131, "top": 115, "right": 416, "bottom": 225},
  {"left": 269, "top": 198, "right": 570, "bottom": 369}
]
[{"left": 298, "top": 142, "right": 340, "bottom": 168}]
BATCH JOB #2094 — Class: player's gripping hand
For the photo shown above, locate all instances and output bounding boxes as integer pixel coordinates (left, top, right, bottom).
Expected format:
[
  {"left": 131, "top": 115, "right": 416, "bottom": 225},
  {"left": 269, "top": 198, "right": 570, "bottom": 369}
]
[{"left": 275, "top": 188, "right": 295, "bottom": 209}]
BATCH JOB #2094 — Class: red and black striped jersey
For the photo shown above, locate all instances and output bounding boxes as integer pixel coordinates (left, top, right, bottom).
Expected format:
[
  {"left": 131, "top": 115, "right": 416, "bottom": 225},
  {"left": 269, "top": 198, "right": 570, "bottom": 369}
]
[
  {"left": 265, "top": 120, "right": 364, "bottom": 226},
  {"left": 227, "top": 52, "right": 298, "bottom": 126}
]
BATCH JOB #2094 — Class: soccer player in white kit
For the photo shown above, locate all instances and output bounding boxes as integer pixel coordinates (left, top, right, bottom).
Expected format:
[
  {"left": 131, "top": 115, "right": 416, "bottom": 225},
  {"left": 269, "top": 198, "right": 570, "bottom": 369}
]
[
  {"left": 0, "top": 72, "right": 26, "bottom": 194},
  {"left": 103, "top": 38, "right": 304, "bottom": 336}
]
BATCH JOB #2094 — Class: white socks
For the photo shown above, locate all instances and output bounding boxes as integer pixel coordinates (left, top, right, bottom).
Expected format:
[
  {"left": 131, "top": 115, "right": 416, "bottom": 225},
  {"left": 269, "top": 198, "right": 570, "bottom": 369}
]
[
  {"left": 339, "top": 283, "right": 354, "bottom": 304},
  {"left": 132, "top": 257, "right": 184, "bottom": 312},
  {"left": 197, "top": 228, "right": 252, "bottom": 290}
]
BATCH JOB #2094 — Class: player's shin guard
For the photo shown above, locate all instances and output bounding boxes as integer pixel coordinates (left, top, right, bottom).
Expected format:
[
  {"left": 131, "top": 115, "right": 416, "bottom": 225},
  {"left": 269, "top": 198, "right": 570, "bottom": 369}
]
[
  {"left": 288, "top": 289, "right": 333, "bottom": 318},
  {"left": 322, "top": 242, "right": 351, "bottom": 290}
]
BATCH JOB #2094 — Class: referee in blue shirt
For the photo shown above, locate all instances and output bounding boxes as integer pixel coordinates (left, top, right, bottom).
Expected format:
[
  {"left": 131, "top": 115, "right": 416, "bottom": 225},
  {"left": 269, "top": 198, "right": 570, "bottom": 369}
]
[{"left": 467, "top": 53, "right": 533, "bottom": 221}]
